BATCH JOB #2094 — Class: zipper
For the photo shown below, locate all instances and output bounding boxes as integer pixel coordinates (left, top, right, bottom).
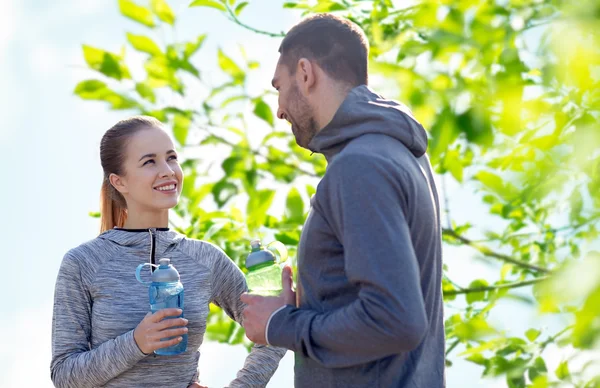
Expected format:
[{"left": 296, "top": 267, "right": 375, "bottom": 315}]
[{"left": 149, "top": 228, "right": 157, "bottom": 272}]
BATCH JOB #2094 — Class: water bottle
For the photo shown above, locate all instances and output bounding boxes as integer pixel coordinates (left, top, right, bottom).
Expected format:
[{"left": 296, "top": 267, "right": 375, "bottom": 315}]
[
  {"left": 135, "top": 258, "right": 187, "bottom": 355},
  {"left": 245, "top": 240, "right": 288, "bottom": 297}
]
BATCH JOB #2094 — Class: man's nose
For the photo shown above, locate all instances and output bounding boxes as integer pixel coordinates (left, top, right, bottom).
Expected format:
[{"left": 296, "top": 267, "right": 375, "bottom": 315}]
[{"left": 277, "top": 108, "right": 286, "bottom": 121}]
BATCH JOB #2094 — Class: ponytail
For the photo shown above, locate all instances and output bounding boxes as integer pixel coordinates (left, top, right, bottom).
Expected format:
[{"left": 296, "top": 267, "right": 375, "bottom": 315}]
[{"left": 100, "top": 178, "right": 127, "bottom": 233}]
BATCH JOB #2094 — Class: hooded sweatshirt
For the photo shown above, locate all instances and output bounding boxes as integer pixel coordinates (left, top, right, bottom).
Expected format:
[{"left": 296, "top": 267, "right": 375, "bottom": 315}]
[
  {"left": 266, "top": 85, "right": 446, "bottom": 387},
  {"left": 51, "top": 228, "right": 286, "bottom": 388}
]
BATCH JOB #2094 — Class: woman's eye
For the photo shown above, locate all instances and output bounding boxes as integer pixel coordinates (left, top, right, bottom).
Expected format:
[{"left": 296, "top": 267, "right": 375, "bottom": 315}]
[
  {"left": 143, "top": 159, "right": 155, "bottom": 166},
  {"left": 168, "top": 155, "right": 178, "bottom": 161}
]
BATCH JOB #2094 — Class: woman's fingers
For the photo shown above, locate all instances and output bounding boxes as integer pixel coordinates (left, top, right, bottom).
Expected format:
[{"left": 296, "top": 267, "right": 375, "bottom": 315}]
[
  {"left": 153, "top": 326, "right": 188, "bottom": 340},
  {"left": 155, "top": 317, "right": 188, "bottom": 331},
  {"left": 153, "top": 335, "right": 184, "bottom": 349}
]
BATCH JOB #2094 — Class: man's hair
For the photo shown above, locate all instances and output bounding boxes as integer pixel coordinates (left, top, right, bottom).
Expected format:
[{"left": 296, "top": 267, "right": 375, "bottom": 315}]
[{"left": 279, "top": 13, "right": 369, "bottom": 87}]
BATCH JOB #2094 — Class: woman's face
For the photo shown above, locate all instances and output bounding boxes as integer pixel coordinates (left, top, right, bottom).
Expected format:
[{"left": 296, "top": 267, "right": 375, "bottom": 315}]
[{"left": 112, "top": 126, "right": 183, "bottom": 213}]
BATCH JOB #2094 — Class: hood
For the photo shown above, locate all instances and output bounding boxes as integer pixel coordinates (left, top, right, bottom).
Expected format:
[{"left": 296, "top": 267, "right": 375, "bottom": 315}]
[
  {"left": 98, "top": 228, "right": 185, "bottom": 257},
  {"left": 307, "top": 85, "right": 428, "bottom": 161}
]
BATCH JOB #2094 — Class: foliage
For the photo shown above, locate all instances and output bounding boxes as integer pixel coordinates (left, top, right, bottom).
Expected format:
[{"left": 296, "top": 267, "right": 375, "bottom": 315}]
[{"left": 77, "top": 0, "right": 600, "bottom": 385}]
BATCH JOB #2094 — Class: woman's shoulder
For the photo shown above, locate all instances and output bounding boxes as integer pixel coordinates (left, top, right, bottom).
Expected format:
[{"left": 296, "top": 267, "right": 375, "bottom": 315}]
[
  {"left": 177, "top": 237, "right": 229, "bottom": 266},
  {"left": 62, "top": 235, "right": 114, "bottom": 266}
]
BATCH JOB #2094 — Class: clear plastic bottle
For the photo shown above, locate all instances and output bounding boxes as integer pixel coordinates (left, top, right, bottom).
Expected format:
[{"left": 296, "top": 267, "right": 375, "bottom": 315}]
[
  {"left": 136, "top": 258, "right": 187, "bottom": 355},
  {"left": 245, "top": 240, "right": 288, "bottom": 297}
]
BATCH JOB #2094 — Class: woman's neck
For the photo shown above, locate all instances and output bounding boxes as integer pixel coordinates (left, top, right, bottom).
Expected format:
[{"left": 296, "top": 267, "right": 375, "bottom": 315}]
[{"left": 122, "top": 208, "right": 169, "bottom": 229}]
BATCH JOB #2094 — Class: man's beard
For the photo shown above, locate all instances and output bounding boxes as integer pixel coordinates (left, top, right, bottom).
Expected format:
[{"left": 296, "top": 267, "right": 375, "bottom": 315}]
[{"left": 288, "top": 84, "right": 319, "bottom": 149}]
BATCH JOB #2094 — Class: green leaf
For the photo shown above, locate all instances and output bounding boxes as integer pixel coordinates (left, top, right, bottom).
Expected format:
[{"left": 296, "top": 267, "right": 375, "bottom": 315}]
[
  {"left": 306, "top": 184, "right": 316, "bottom": 198},
  {"left": 444, "top": 150, "right": 463, "bottom": 182},
  {"left": 311, "top": 1, "right": 346, "bottom": 12},
  {"left": 235, "top": 1, "right": 248, "bottom": 16},
  {"left": 119, "top": 0, "right": 155, "bottom": 27},
  {"left": 466, "top": 279, "right": 489, "bottom": 304},
  {"left": 555, "top": 361, "right": 570, "bottom": 380},
  {"left": 525, "top": 328, "right": 541, "bottom": 342},
  {"left": 145, "top": 56, "right": 182, "bottom": 93},
  {"left": 247, "top": 190, "right": 276, "bottom": 230},
  {"left": 189, "top": 0, "right": 227, "bottom": 11},
  {"left": 74, "top": 80, "right": 139, "bottom": 110},
  {"left": 82, "top": 45, "right": 131, "bottom": 80},
  {"left": 456, "top": 107, "right": 494, "bottom": 147},
  {"left": 285, "top": 188, "right": 304, "bottom": 222},
  {"left": 253, "top": 99, "right": 274, "bottom": 127},
  {"left": 212, "top": 180, "right": 238, "bottom": 208},
  {"left": 126, "top": 33, "right": 162, "bottom": 56},
  {"left": 74, "top": 80, "right": 107, "bottom": 97},
  {"left": 530, "top": 375, "right": 548, "bottom": 388},
  {"left": 173, "top": 113, "right": 191, "bottom": 145},
  {"left": 466, "top": 353, "right": 487, "bottom": 366},
  {"left": 218, "top": 49, "right": 245, "bottom": 83},
  {"left": 151, "top": 0, "right": 176, "bottom": 25},
  {"left": 184, "top": 34, "right": 207, "bottom": 58},
  {"left": 135, "top": 82, "right": 156, "bottom": 103},
  {"left": 283, "top": 2, "right": 310, "bottom": 9},
  {"left": 528, "top": 357, "right": 548, "bottom": 382},
  {"left": 569, "top": 189, "right": 583, "bottom": 222}
]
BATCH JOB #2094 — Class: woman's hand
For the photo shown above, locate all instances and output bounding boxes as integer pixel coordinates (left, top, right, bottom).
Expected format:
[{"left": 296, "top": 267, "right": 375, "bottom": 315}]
[{"left": 133, "top": 308, "right": 188, "bottom": 354}]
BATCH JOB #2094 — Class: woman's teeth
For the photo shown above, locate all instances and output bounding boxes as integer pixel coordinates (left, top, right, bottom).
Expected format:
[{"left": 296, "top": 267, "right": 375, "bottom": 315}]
[{"left": 156, "top": 184, "right": 175, "bottom": 191}]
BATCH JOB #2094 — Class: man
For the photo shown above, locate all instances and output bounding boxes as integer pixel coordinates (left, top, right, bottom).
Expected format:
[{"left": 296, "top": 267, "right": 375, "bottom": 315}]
[{"left": 241, "top": 13, "right": 445, "bottom": 387}]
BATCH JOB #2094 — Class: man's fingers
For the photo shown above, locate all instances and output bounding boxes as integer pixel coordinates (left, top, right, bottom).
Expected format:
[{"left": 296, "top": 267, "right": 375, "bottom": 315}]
[
  {"left": 240, "top": 293, "right": 257, "bottom": 304},
  {"left": 282, "top": 265, "right": 293, "bottom": 289},
  {"left": 281, "top": 265, "right": 296, "bottom": 304}
]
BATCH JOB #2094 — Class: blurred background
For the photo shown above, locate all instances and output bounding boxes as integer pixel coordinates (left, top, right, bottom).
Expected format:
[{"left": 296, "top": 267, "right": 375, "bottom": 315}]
[{"left": 0, "top": 0, "right": 598, "bottom": 387}]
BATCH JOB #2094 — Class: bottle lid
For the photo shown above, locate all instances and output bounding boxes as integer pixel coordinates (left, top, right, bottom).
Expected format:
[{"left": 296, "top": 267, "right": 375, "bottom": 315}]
[
  {"left": 151, "top": 258, "right": 180, "bottom": 283},
  {"left": 246, "top": 240, "right": 275, "bottom": 268}
]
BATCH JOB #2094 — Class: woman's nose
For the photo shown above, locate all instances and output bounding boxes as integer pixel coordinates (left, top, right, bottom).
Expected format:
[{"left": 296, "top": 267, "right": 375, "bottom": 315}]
[{"left": 159, "top": 164, "right": 175, "bottom": 178}]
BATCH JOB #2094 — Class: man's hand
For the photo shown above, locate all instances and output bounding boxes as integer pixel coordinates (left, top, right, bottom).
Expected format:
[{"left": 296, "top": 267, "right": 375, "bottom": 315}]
[{"left": 241, "top": 265, "right": 295, "bottom": 345}]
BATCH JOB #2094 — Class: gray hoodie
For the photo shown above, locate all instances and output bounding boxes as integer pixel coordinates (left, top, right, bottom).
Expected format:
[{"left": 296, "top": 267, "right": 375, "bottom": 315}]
[
  {"left": 51, "top": 228, "right": 286, "bottom": 387},
  {"left": 266, "top": 85, "right": 445, "bottom": 387}
]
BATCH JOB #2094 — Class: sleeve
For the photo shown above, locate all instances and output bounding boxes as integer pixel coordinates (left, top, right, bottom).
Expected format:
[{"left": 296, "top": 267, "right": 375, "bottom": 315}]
[
  {"left": 266, "top": 154, "right": 428, "bottom": 368},
  {"left": 50, "top": 252, "right": 147, "bottom": 388},
  {"left": 207, "top": 244, "right": 287, "bottom": 387}
]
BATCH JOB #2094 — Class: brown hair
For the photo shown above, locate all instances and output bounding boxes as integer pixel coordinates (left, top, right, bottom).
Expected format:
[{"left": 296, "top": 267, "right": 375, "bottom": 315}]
[
  {"left": 279, "top": 13, "right": 369, "bottom": 87},
  {"left": 99, "top": 115, "right": 164, "bottom": 233}
]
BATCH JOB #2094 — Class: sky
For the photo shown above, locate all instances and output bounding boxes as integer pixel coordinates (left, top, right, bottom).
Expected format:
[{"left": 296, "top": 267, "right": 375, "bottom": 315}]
[{"left": 0, "top": 0, "right": 578, "bottom": 387}]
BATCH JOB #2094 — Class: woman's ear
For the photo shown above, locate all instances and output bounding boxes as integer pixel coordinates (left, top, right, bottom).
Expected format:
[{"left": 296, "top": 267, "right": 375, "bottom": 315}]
[{"left": 109, "top": 173, "right": 128, "bottom": 195}]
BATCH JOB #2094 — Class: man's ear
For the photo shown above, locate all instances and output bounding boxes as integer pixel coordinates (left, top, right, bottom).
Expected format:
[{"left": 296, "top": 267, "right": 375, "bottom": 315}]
[
  {"left": 109, "top": 173, "right": 128, "bottom": 195},
  {"left": 297, "top": 58, "right": 316, "bottom": 95}
]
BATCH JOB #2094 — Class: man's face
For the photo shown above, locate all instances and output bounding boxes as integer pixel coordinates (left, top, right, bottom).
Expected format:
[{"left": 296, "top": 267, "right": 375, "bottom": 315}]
[{"left": 272, "top": 57, "right": 319, "bottom": 149}]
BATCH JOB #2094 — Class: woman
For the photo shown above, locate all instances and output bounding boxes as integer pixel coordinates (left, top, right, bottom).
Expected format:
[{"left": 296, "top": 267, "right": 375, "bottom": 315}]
[{"left": 50, "top": 116, "right": 286, "bottom": 387}]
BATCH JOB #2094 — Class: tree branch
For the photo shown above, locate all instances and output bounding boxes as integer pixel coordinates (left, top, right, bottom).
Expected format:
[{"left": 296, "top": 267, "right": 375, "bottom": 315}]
[
  {"left": 443, "top": 277, "right": 549, "bottom": 296},
  {"left": 224, "top": 4, "right": 285, "bottom": 38},
  {"left": 192, "top": 124, "right": 321, "bottom": 178},
  {"left": 540, "top": 325, "right": 574, "bottom": 350},
  {"left": 443, "top": 228, "right": 551, "bottom": 274},
  {"left": 446, "top": 338, "right": 460, "bottom": 357}
]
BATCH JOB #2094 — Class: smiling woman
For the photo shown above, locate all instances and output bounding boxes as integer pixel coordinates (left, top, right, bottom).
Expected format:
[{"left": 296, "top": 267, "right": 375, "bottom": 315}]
[
  {"left": 99, "top": 116, "right": 183, "bottom": 232},
  {"left": 50, "top": 115, "right": 287, "bottom": 388}
]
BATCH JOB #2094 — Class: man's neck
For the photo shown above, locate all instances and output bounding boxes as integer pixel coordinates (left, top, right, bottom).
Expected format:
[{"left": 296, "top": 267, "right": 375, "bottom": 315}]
[{"left": 313, "top": 82, "right": 353, "bottom": 130}]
